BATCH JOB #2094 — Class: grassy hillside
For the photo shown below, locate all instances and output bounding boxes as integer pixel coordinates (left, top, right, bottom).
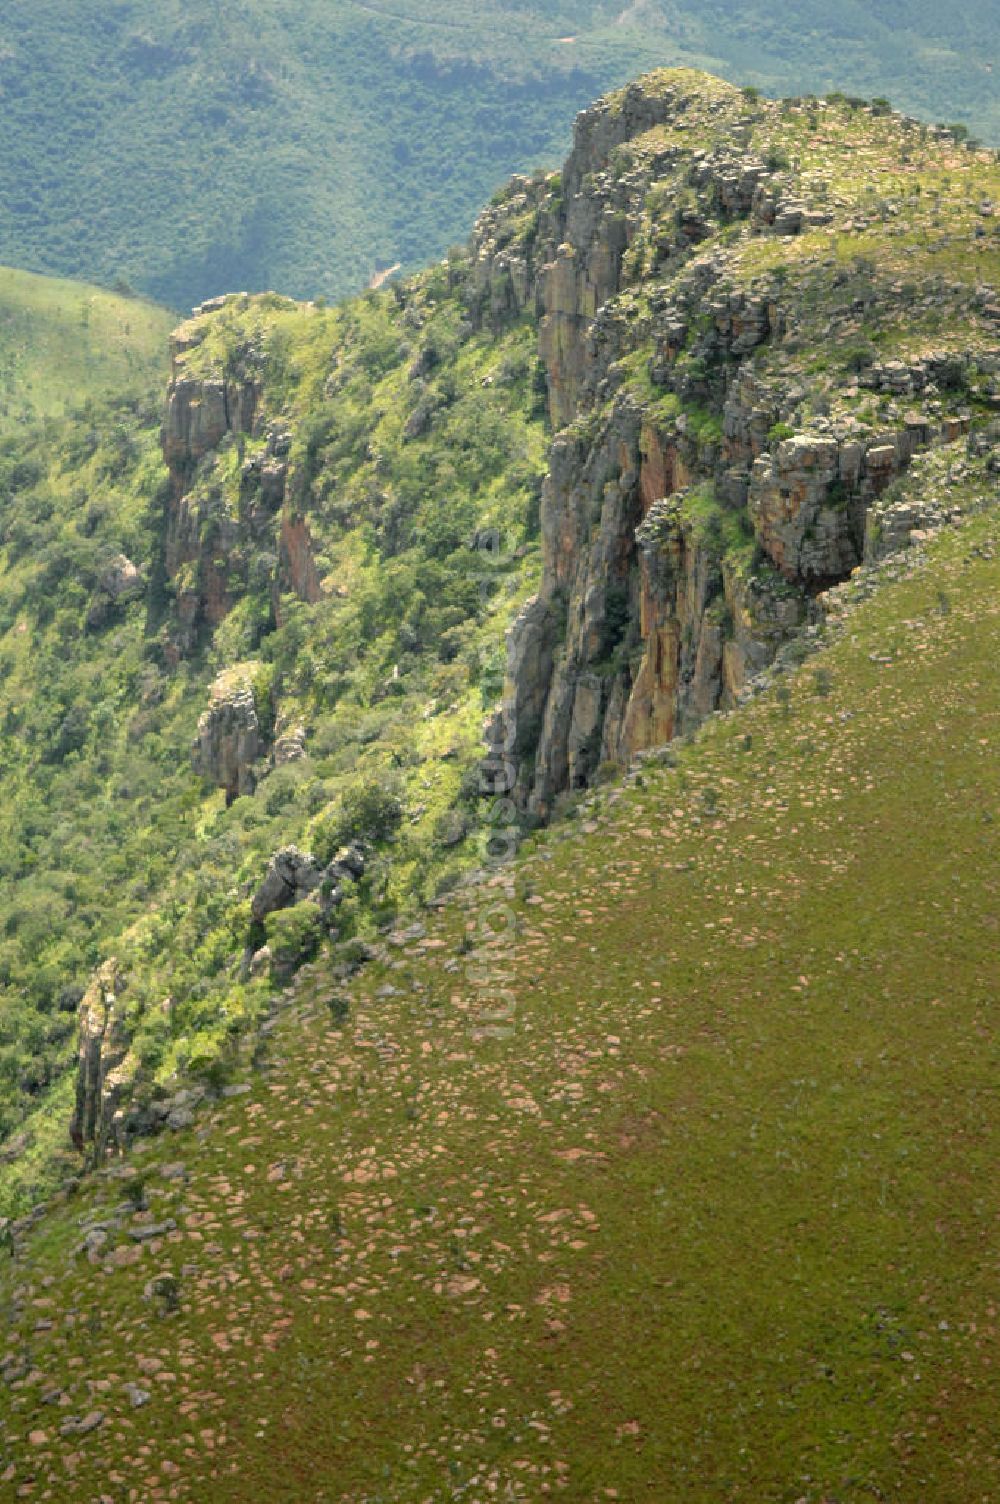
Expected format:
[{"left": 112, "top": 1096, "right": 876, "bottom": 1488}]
[
  {"left": 0, "top": 0, "right": 995, "bottom": 309},
  {"left": 0, "top": 265, "right": 172, "bottom": 430},
  {"left": 0, "top": 63, "right": 996, "bottom": 1210},
  {"left": 1, "top": 504, "right": 996, "bottom": 1501}
]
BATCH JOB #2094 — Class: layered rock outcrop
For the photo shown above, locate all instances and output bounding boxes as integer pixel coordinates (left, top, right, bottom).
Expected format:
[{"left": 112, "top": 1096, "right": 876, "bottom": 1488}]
[
  {"left": 482, "top": 72, "right": 989, "bottom": 815},
  {"left": 161, "top": 371, "right": 260, "bottom": 494},
  {"left": 158, "top": 298, "right": 321, "bottom": 653},
  {"left": 251, "top": 846, "right": 325, "bottom": 923},
  {"left": 251, "top": 842, "right": 367, "bottom": 925},
  {"left": 70, "top": 962, "right": 137, "bottom": 1162},
  {"left": 191, "top": 664, "right": 267, "bottom": 804},
  {"left": 160, "top": 320, "right": 264, "bottom": 651}
]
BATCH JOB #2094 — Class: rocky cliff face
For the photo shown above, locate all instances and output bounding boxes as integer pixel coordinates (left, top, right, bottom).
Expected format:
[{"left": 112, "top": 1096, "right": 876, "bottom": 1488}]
[
  {"left": 69, "top": 962, "right": 136, "bottom": 1162},
  {"left": 478, "top": 71, "right": 998, "bottom": 814},
  {"left": 191, "top": 663, "right": 268, "bottom": 804},
  {"left": 158, "top": 297, "right": 323, "bottom": 655},
  {"left": 148, "top": 79, "right": 996, "bottom": 816},
  {"left": 161, "top": 376, "right": 260, "bottom": 491}
]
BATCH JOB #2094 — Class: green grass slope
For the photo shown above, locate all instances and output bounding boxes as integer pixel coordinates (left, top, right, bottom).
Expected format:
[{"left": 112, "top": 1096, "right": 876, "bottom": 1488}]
[
  {"left": 0, "top": 63, "right": 996, "bottom": 1221},
  {"left": 0, "top": 265, "right": 172, "bottom": 430},
  {"left": 0, "top": 0, "right": 996, "bottom": 310},
  {"left": 1, "top": 506, "right": 996, "bottom": 1502}
]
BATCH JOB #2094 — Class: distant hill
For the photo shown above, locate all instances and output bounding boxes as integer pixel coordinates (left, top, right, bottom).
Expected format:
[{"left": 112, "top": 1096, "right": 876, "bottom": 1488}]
[
  {"left": 0, "top": 264, "right": 172, "bottom": 431},
  {"left": 0, "top": 0, "right": 996, "bottom": 309}
]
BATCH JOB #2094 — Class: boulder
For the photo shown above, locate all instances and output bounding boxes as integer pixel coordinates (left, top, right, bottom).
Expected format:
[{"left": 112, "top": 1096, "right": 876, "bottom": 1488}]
[
  {"left": 128, "top": 1219, "right": 177, "bottom": 1243},
  {"left": 250, "top": 846, "right": 324, "bottom": 923},
  {"left": 0, "top": 1129, "right": 32, "bottom": 1166},
  {"left": 59, "top": 1411, "right": 104, "bottom": 1437},
  {"left": 86, "top": 553, "right": 145, "bottom": 628},
  {"left": 98, "top": 554, "right": 144, "bottom": 602},
  {"left": 248, "top": 945, "right": 273, "bottom": 978},
  {"left": 273, "top": 724, "right": 307, "bottom": 766},
  {"left": 326, "top": 842, "right": 367, "bottom": 883}
]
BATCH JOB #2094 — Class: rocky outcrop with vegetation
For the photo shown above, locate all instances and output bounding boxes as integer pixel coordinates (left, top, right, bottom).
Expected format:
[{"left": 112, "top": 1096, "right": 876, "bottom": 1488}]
[
  {"left": 478, "top": 72, "right": 999, "bottom": 812},
  {"left": 191, "top": 663, "right": 269, "bottom": 803},
  {"left": 0, "top": 69, "right": 997, "bottom": 1210},
  {"left": 68, "top": 962, "right": 136, "bottom": 1162},
  {"left": 0, "top": 199, "right": 548, "bottom": 1195},
  {"left": 1, "top": 57, "right": 999, "bottom": 1504}
]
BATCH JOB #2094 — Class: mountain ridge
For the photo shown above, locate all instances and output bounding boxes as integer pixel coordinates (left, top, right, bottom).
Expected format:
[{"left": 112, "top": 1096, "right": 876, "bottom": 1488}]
[
  {"left": 0, "top": 0, "right": 996, "bottom": 309},
  {"left": 0, "top": 65, "right": 997, "bottom": 1193},
  {"left": 0, "top": 60, "right": 997, "bottom": 1501}
]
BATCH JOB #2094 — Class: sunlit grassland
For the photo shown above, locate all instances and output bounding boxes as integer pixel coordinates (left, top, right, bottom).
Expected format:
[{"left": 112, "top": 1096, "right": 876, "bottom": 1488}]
[
  {"left": 0, "top": 265, "right": 173, "bottom": 430},
  {"left": 4, "top": 506, "right": 997, "bottom": 1502}
]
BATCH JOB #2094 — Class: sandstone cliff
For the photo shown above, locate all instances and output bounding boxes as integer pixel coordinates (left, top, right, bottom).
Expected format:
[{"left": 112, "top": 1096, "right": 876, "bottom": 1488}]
[{"left": 477, "top": 72, "right": 997, "bottom": 813}]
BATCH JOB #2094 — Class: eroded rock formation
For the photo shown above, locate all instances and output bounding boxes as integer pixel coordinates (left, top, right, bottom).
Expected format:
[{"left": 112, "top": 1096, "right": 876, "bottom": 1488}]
[
  {"left": 70, "top": 962, "right": 136, "bottom": 1162},
  {"left": 191, "top": 664, "right": 267, "bottom": 803},
  {"left": 477, "top": 74, "right": 991, "bottom": 815},
  {"left": 158, "top": 297, "right": 321, "bottom": 654}
]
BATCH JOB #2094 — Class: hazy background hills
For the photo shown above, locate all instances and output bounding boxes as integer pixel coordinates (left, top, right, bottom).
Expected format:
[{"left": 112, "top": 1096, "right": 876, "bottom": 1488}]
[{"left": 0, "top": 0, "right": 996, "bottom": 311}]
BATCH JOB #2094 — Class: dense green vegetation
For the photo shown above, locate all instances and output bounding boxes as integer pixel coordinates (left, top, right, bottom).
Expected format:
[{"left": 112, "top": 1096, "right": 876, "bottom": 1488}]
[
  {"left": 0, "top": 0, "right": 996, "bottom": 310},
  {"left": 0, "top": 265, "right": 547, "bottom": 1175},
  {"left": 2, "top": 500, "right": 997, "bottom": 1500}
]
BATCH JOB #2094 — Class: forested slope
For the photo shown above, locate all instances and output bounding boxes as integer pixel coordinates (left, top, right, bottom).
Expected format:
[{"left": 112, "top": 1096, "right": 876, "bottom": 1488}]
[{"left": 0, "top": 0, "right": 995, "bottom": 308}]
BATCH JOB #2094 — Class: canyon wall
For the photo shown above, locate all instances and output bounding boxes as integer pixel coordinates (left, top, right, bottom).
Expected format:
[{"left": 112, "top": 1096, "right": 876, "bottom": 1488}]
[{"left": 474, "top": 75, "right": 989, "bottom": 813}]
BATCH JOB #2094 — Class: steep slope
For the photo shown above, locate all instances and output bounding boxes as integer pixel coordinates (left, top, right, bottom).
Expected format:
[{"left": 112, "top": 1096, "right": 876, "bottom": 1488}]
[
  {"left": 0, "top": 64, "right": 998, "bottom": 1501},
  {"left": 484, "top": 73, "right": 999, "bottom": 811},
  {"left": 0, "top": 0, "right": 996, "bottom": 309},
  {"left": 0, "top": 274, "right": 547, "bottom": 1186},
  {"left": 0, "top": 68, "right": 996, "bottom": 1229},
  {"left": 0, "top": 503, "right": 996, "bottom": 1502},
  {"left": 0, "top": 67, "right": 992, "bottom": 1209}
]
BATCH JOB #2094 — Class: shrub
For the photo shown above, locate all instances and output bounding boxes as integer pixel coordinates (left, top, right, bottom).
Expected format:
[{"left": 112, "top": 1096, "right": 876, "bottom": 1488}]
[
  {"left": 326, "top": 992, "right": 350, "bottom": 1025},
  {"left": 311, "top": 778, "right": 404, "bottom": 863},
  {"left": 266, "top": 904, "right": 324, "bottom": 975},
  {"left": 845, "top": 343, "right": 878, "bottom": 374},
  {"left": 125, "top": 1175, "right": 148, "bottom": 1210}
]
